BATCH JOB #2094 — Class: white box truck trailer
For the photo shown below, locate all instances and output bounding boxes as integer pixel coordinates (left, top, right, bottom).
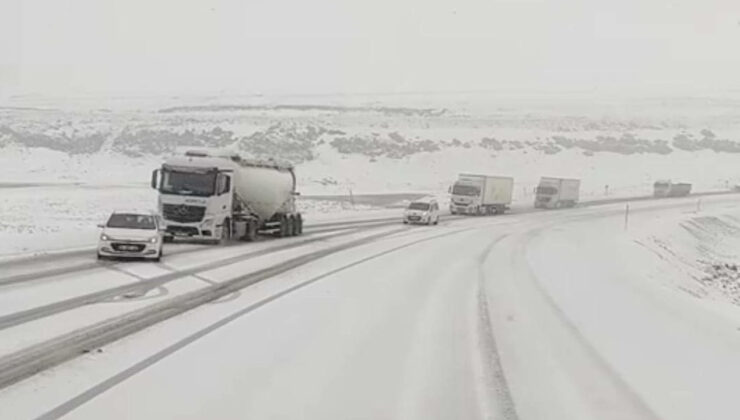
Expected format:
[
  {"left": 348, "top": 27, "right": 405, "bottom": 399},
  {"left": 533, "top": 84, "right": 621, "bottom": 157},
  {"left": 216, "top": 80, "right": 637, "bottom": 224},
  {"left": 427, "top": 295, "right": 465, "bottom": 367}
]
[
  {"left": 151, "top": 149, "right": 302, "bottom": 243},
  {"left": 449, "top": 174, "right": 513, "bottom": 215},
  {"left": 534, "top": 177, "right": 580, "bottom": 209},
  {"left": 653, "top": 180, "right": 692, "bottom": 198}
]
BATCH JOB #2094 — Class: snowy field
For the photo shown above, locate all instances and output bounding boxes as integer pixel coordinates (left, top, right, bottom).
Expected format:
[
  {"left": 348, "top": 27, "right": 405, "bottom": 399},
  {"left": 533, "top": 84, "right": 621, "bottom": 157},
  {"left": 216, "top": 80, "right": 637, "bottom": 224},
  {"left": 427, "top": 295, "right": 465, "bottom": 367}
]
[
  {"left": 0, "top": 184, "right": 421, "bottom": 257},
  {"left": 3, "top": 94, "right": 740, "bottom": 258}
]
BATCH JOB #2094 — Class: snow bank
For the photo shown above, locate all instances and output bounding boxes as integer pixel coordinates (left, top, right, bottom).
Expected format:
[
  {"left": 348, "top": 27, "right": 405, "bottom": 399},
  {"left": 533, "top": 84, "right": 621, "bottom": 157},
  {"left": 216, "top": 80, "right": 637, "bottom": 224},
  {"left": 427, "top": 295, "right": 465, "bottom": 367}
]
[{"left": 633, "top": 209, "right": 740, "bottom": 305}]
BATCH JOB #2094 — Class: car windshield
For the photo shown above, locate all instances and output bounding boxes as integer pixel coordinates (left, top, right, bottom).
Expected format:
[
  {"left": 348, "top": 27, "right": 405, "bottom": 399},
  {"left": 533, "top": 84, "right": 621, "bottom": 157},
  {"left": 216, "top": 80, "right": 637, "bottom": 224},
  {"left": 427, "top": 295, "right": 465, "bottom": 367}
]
[
  {"left": 408, "top": 202, "right": 430, "bottom": 210},
  {"left": 107, "top": 214, "right": 157, "bottom": 230},
  {"left": 452, "top": 184, "right": 480, "bottom": 196},
  {"left": 160, "top": 170, "right": 216, "bottom": 197}
]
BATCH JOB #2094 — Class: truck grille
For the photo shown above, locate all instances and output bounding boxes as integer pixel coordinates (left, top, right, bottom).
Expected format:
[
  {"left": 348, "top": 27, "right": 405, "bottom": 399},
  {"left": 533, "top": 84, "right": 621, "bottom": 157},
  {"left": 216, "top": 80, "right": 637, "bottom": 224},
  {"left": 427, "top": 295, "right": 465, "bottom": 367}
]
[
  {"left": 166, "top": 226, "right": 200, "bottom": 237},
  {"left": 162, "top": 204, "right": 206, "bottom": 223}
]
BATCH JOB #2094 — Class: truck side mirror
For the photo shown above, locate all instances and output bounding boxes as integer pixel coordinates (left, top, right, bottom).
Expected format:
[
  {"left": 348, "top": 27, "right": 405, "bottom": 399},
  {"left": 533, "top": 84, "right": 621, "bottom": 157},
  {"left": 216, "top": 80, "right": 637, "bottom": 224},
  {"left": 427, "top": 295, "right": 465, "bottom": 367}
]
[
  {"left": 217, "top": 174, "right": 231, "bottom": 195},
  {"left": 151, "top": 169, "right": 160, "bottom": 189}
]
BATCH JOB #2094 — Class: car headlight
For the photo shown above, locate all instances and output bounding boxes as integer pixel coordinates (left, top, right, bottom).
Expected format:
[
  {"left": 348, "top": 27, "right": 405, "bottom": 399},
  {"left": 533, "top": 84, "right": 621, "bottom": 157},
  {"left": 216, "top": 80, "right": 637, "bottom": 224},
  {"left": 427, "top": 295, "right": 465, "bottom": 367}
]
[
  {"left": 149, "top": 236, "right": 158, "bottom": 243},
  {"left": 100, "top": 233, "right": 110, "bottom": 241}
]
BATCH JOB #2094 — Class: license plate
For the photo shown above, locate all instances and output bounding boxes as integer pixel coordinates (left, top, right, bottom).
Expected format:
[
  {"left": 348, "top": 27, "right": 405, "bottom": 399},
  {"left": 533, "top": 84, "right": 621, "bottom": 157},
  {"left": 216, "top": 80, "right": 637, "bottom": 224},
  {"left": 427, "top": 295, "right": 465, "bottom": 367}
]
[{"left": 120, "top": 245, "right": 139, "bottom": 251}]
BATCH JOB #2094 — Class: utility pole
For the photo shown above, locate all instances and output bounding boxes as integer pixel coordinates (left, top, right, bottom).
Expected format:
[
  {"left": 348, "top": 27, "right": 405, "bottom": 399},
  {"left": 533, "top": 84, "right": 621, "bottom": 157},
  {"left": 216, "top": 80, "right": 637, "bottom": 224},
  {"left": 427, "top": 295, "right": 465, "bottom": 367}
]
[{"left": 624, "top": 203, "right": 630, "bottom": 231}]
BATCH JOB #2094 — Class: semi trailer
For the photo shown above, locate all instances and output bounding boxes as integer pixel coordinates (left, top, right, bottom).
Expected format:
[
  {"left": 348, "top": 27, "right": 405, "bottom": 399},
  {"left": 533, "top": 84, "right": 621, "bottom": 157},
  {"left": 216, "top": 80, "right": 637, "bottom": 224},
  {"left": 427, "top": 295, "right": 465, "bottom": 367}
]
[{"left": 151, "top": 149, "right": 302, "bottom": 243}]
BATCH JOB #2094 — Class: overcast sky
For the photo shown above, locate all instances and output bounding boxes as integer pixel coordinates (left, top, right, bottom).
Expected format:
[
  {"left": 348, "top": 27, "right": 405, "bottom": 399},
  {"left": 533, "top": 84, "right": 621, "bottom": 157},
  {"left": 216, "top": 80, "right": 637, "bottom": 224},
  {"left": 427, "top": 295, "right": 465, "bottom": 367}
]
[{"left": 1, "top": 0, "right": 739, "bottom": 97}]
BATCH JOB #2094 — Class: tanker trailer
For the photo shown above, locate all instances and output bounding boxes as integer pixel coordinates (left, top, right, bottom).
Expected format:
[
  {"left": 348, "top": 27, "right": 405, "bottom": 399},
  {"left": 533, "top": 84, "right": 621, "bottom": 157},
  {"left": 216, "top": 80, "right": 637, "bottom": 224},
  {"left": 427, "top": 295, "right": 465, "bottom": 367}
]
[{"left": 151, "top": 149, "right": 302, "bottom": 243}]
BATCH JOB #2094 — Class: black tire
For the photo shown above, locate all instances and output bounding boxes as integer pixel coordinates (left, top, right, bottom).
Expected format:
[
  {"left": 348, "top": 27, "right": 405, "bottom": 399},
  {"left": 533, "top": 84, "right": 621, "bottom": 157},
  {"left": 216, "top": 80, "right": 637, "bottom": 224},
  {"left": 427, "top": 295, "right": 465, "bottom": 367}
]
[
  {"left": 295, "top": 214, "right": 303, "bottom": 235},
  {"left": 287, "top": 216, "right": 295, "bottom": 237},
  {"left": 244, "top": 220, "right": 258, "bottom": 242},
  {"left": 279, "top": 215, "right": 290, "bottom": 237},
  {"left": 220, "top": 219, "right": 231, "bottom": 244}
]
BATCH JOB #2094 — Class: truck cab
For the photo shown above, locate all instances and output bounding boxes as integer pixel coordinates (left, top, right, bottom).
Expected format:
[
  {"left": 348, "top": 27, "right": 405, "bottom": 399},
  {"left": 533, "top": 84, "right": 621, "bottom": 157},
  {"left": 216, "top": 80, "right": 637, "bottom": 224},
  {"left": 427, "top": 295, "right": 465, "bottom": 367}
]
[
  {"left": 449, "top": 174, "right": 513, "bottom": 215},
  {"left": 449, "top": 179, "right": 483, "bottom": 215},
  {"left": 534, "top": 177, "right": 580, "bottom": 209},
  {"left": 152, "top": 151, "right": 236, "bottom": 242}
]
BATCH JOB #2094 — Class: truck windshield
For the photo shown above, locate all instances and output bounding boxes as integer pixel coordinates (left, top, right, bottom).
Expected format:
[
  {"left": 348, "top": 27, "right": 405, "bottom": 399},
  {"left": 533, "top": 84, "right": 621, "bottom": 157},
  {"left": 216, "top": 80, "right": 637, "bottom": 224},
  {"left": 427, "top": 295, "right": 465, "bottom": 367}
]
[
  {"left": 408, "top": 202, "right": 430, "bottom": 210},
  {"left": 536, "top": 186, "right": 558, "bottom": 195},
  {"left": 160, "top": 170, "right": 216, "bottom": 197},
  {"left": 452, "top": 184, "right": 480, "bottom": 196},
  {"left": 107, "top": 214, "right": 156, "bottom": 230}
]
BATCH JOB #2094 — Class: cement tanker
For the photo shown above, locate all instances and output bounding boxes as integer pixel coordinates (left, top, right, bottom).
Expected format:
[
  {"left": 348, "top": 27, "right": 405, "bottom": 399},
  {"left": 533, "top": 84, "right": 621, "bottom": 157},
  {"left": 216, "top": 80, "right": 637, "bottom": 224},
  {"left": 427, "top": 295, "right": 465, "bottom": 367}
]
[{"left": 151, "top": 149, "right": 302, "bottom": 243}]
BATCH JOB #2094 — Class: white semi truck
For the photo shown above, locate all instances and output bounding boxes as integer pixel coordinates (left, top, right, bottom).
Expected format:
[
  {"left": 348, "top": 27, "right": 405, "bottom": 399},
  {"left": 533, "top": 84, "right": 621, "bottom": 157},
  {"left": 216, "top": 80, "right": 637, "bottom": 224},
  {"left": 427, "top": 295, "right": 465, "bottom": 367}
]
[
  {"left": 449, "top": 174, "right": 513, "bottom": 215},
  {"left": 534, "top": 177, "right": 580, "bottom": 208},
  {"left": 151, "top": 149, "right": 302, "bottom": 243}
]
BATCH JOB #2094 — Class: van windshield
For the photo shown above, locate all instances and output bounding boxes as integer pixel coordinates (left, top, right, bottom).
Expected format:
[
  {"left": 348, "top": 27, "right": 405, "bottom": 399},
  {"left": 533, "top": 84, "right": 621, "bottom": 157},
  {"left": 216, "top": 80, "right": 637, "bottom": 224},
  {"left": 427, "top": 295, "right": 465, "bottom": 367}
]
[{"left": 408, "top": 202, "right": 430, "bottom": 210}]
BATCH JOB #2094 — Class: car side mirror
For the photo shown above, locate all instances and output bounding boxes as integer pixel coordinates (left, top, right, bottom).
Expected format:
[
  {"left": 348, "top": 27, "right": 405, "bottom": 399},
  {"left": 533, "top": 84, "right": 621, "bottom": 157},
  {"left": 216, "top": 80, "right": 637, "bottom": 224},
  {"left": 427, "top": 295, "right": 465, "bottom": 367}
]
[{"left": 97, "top": 223, "right": 105, "bottom": 228}]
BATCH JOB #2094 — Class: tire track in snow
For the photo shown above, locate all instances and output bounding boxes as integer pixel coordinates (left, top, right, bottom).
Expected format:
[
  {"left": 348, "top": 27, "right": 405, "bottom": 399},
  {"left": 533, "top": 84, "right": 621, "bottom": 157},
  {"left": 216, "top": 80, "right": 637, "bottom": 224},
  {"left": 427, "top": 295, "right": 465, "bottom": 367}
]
[
  {"left": 0, "top": 227, "right": 368, "bottom": 331},
  {"left": 475, "top": 235, "right": 519, "bottom": 420},
  {"left": 32, "top": 225, "right": 482, "bottom": 420}
]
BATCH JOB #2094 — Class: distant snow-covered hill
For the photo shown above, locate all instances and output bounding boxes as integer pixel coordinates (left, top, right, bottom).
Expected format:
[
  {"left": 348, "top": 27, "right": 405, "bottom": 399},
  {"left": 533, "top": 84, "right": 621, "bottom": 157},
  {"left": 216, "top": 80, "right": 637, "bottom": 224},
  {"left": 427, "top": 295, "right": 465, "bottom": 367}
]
[{"left": 2, "top": 95, "right": 740, "bottom": 195}]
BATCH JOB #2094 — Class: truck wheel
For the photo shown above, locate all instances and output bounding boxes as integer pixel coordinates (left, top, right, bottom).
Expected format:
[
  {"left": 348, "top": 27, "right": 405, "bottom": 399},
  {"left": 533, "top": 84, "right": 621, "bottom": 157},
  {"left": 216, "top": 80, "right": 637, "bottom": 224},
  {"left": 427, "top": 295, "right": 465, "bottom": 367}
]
[
  {"left": 287, "top": 216, "right": 295, "bottom": 237},
  {"left": 244, "top": 220, "right": 258, "bottom": 242},
  {"left": 295, "top": 214, "right": 303, "bottom": 235},
  {"left": 279, "top": 215, "right": 290, "bottom": 237},
  {"left": 219, "top": 219, "right": 231, "bottom": 244}
]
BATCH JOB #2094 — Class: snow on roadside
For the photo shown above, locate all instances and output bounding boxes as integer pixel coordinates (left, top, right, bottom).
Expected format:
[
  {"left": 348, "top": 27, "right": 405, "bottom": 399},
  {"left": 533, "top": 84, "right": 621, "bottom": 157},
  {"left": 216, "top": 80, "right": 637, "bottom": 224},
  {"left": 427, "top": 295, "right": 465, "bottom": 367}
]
[
  {"left": 631, "top": 208, "right": 740, "bottom": 305},
  {"left": 0, "top": 185, "right": 397, "bottom": 258}
]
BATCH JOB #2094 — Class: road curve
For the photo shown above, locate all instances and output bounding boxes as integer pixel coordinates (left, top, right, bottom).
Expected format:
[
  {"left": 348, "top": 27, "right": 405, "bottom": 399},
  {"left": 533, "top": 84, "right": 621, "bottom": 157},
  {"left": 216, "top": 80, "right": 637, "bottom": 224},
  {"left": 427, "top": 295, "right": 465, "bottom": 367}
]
[{"left": 1, "top": 194, "right": 740, "bottom": 419}]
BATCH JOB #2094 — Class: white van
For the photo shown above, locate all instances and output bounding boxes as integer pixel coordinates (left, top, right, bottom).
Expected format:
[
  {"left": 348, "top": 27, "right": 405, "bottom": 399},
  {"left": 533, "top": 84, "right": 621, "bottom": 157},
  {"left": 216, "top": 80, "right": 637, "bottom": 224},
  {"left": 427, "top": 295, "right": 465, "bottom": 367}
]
[{"left": 403, "top": 197, "right": 440, "bottom": 225}]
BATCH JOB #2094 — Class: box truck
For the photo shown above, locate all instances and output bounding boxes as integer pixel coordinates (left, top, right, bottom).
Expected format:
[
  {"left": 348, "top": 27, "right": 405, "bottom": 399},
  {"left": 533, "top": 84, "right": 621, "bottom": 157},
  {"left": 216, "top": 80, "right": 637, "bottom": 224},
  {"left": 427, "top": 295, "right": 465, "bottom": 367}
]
[
  {"left": 449, "top": 174, "right": 513, "bottom": 215},
  {"left": 534, "top": 177, "right": 580, "bottom": 209},
  {"left": 653, "top": 180, "right": 692, "bottom": 198}
]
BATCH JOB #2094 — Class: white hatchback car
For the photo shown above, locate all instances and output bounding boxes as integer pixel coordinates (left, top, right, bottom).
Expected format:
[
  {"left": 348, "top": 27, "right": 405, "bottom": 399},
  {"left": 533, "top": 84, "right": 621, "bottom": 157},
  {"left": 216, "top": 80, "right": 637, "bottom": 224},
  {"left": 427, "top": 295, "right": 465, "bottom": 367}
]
[
  {"left": 97, "top": 210, "right": 165, "bottom": 261},
  {"left": 403, "top": 197, "right": 440, "bottom": 225}
]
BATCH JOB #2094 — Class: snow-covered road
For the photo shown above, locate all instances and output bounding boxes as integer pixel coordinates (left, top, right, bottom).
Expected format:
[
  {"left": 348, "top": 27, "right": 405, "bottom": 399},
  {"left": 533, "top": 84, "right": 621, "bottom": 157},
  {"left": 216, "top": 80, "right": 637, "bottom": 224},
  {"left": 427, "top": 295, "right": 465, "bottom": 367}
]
[{"left": 2, "top": 195, "right": 740, "bottom": 419}]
